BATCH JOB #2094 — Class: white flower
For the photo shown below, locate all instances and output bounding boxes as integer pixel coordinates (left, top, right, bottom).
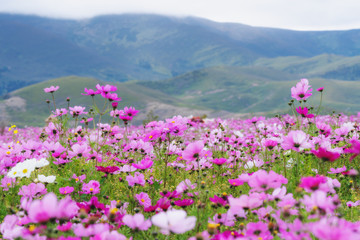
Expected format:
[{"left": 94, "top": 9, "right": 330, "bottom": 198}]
[
  {"left": 38, "top": 175, "right": 56, "bottom": 183},
  {"left": 151, "top": 209, "right": 196, "bottom": 235},
  {"left": 35, "top": 158, "right": 49, "bottom": 168},
  {"left": 7, "top": 160, "right": 36, "bottom": 178}
]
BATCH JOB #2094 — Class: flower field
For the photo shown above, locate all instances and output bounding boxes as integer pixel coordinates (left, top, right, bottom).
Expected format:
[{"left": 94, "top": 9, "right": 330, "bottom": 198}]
[{"left": 1, "top": 79, "right": 360, "bottom": 239}]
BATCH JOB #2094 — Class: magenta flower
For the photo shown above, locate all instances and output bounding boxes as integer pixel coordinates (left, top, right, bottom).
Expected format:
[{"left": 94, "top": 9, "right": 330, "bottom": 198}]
[
  {"left": 317, "top": 87, "right": 324, "bottom": 92},
  {"left": 209, "top": 195, "right": 227, "bottom": 206},
  {"left": 81, "top": 88, "right": 100, "bottom": 96},
  {"left": 299, "top": 175, "right": 327, "bottom": 191},
  {"left": 95, "top": 165, "right": 120, "bottom": 173},
  {"left": 291, "top": 78, "right": 312, "bottom": 101},
  {"left": 82, "top": 180, "right": 100, "bottom": 195},
  {"left": 59, "top": 186, "right": 74, "bottom": 195},
  {"left": 345, "top": 139, "right": 360, "bottom": 162},
  {"left": 151, "top": 209, "right": 196, "bottom": 235},
  {"left": 44, "top": 86, "right": 59, "bottom": 93},
  {"left": 136, "top": 192, "right": 152, "bottom": 208},
  {"left": 123, "top": 213, "right": 152, "bottom": 231},
  {"left": 296, "top": 106, "right": 314, "bottom": 118},
  {"left": 182, "top": 141, "right": 205, "bottom": 162},
  {"left": 281, "top": 130, "right": 310, "bottom": 152},
  {"left": 228, "top": 178, "right": 244, "bottom": 186},
  {"left": 262, "top": 138, "right": 278, "bottom": 150},
  {"left": 311, "top": 147, "right": 341, "bottom": 162},
  {"left": 212, "top": 158, "right": 227, "bottom": 166},
  {"left": 174, "top": 199, "right": 194, "bottom": 207}
]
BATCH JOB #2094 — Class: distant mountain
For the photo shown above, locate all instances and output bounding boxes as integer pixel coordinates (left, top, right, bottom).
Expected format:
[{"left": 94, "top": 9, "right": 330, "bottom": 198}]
[{"left": 2, "top": 13, "right": 360, "bottom": 95}]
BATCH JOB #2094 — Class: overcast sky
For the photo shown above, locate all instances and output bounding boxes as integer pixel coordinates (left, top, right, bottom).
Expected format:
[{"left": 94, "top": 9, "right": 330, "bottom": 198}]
[{"left": 1, "top": 0, "right": 360, "bottom": 31}]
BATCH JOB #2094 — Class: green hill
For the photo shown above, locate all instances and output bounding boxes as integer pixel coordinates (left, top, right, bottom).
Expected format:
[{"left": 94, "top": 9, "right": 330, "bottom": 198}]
[
  {"left": 2, "top": 76, "right": 227, "bottom": 127},
  {"left": 140, "top": 66, "right": 360, "bottom": 115}
]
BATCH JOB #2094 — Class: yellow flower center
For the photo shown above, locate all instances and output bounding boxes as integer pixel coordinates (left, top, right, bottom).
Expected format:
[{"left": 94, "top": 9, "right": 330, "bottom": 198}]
[
  {"left": 13, "top": 171, "right": 17, "bottom": 175},
  {"left": 75, "top": 178, "right": 79, "bottom": 182},
  {"left": 23, "top": 169, "right": 28, "bottom": 174},
  {"left": 7, "top": 183, "right": 11, "bottom": 187},
  {"left": 64, "top": 191, "right": 67, "bottom": 194},
  {"left": 90, "top": 188, "right": 94, "bottom": 192},
  {"left": 110, "top": 208, "right": 118, "bottom": 214},
  {"left": 141, "top": 199, "right": 145, "bottom": 202},
  {"left": 28, "top": 225, "right": 36, "bottom": 232},
  {"left": 149, "top": 135, "right": 153, "bottom": 139},
  {"left": 6, "top": 151, "right": 11, "bottom": 155}
]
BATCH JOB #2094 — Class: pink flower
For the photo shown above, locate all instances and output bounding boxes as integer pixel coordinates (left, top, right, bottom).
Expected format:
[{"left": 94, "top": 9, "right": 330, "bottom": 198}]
[
  {"left": 1, "top": 177, "right": 16, "bottom": 191},
  {"left": 176, "top": 179, "right": 196, "bottom": 193},
  {"left": 44, "top": 86, "right": 59, "bottom": 93},
  {"left": 281, "top": 130, "right": 310, "bottom": 152},
  {"left": 72, "top": 174, "right": 86, "bottom": 183},
  {"left": 123, "top": 213, "right": 152, "bottom": 231},
  {"left": 82, "top": 180, "right": 100, "bottom": 195},
  {"left": 132, "top": 158, "right": 154, "bottom": 170},
  {"left": 18, "top": 183, "right": 47, "bottom": 199},
  {"left": 0, "top": 215, "right": 23, "bottom": 239},
  {"left": 28, "top": 193, "right": 78, "bottom": 223},
  {"left": 246, "top": 222, "right": 272, "bottom": 239},
  {"left": 126, "top": 172, "right": 145, "bottom": 187},
  {"left": 69, "top": 106, "right": 87, "bottom": 117},
  {"left": 247, "top": 170, "right": 288, "bottom": 191},
  {"left": 328, "top": 166, "right": 346, "bottom": 174},
  {"left": 317, "top": 87, "right": 324, "bottom": 92},
  {"left": 151, "top": 209, "right": 196, "bottom": 235},
  {"left": 96, "top": 84, "right": 117, "bottom": 94},
  {"left": 59, "top": 186, "right": 74, "bottom": 195},
  {"left": 136, "top": 192, "right": 151, "bottom": 208},
  {"left": 182, "top": 141, "right": 205, "bottom": 162},
  {"left": 291, "top": 78, "right": 312, "bottom": 101},
  {"left": 228, "top": 193, "right": 264, "bottom": 210}
]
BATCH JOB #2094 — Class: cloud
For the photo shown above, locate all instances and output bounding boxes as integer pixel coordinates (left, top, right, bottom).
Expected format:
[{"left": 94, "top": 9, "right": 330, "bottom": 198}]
[{"left": 0, "top": 0, "right": 360, "bottom": 30}]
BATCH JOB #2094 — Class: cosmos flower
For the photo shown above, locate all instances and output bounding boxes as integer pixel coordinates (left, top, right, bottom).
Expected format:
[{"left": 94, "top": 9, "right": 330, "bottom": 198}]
[
  {"left": 151, "top": 209, "right": 196, "bottom": 235},
  {"left": 44, "top": 86, "right": 59, "bottom": 93},
  {"left": 291, "top": 78, "right": 312, "bottom": 101},
  {"left": 123, "top": 213, "right": 152, "bottom": 231}
]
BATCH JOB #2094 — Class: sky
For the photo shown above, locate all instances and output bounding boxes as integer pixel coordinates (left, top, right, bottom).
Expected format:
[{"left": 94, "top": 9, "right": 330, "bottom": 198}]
[{"left": 1, "top": 0, "right": 360, "bottom": 31}]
